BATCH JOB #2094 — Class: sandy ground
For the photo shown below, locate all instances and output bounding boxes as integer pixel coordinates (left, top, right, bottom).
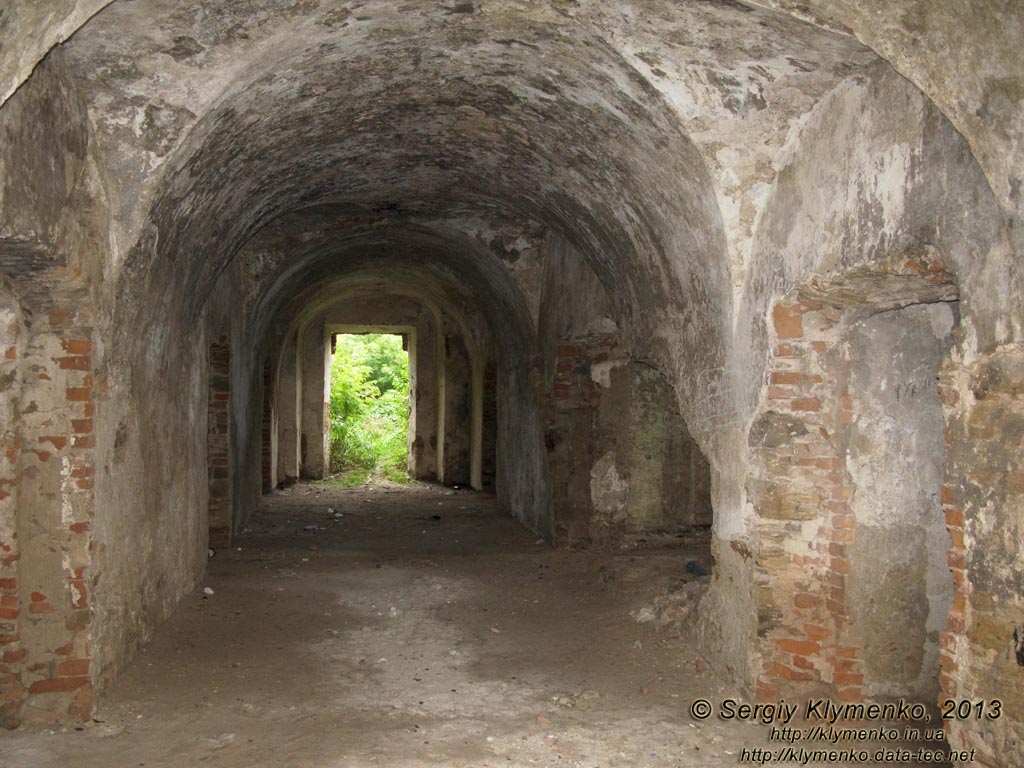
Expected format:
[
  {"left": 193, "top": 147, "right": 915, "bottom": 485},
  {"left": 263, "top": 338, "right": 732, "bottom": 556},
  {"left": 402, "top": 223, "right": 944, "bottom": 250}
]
[{"left": 2, "top": 482, "right": 950, "bottom": 768}]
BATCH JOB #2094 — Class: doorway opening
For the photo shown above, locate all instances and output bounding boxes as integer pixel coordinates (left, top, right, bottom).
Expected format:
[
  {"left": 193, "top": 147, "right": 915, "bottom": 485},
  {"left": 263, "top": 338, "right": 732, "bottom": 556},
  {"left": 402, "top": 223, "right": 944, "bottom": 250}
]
[{"left": 328, "top": 332, "right": 412, "bottom": 486}]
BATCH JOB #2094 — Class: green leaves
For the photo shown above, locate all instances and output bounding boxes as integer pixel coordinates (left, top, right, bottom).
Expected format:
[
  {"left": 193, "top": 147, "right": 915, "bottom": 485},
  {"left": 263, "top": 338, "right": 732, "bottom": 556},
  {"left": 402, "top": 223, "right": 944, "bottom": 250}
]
[{"left": 328, "top": 334, "right": 410, "bottom": 480}]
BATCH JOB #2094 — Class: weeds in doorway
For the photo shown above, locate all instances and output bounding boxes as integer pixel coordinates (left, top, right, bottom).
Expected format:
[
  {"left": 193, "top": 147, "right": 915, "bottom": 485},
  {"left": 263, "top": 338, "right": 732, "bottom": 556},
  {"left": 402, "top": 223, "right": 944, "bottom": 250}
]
[{"left": 328, "top": 334, "right": 411, "bottom": 482}]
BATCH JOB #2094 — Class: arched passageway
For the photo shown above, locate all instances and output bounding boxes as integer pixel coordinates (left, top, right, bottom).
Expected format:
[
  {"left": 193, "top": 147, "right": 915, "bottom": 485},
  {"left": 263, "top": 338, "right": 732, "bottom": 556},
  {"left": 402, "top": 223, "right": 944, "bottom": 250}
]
[{"left": 0, "top": 2, "right": 1022, "bottom": 767}]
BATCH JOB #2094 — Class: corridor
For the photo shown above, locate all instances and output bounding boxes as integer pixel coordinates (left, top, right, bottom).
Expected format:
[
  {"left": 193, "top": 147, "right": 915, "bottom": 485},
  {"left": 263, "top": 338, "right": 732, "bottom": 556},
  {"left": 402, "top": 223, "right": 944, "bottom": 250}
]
[{"left": 5, "top": 482, "right": 746, "bottom": 767}]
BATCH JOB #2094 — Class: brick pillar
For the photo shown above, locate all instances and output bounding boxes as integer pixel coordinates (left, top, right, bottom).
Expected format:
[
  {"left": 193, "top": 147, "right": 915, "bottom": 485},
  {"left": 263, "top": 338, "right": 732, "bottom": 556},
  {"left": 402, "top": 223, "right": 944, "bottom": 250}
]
[
  {"left": 14, "top": 300, "right": 96, "bottom": 724},
  {"left": 207, "top": 336, "right": 232, "bottom": 549},
  {"left": 0, "top": 289, "right": 24, "bottom": 728},
  {"left": 751, "top": 296, "right": 861, "bottom": 701}
]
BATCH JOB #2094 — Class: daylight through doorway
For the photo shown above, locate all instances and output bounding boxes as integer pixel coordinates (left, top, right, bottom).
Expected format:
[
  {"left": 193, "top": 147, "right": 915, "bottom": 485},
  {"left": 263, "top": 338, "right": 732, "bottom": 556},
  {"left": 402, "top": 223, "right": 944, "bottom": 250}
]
[{"left": 328, "top": 333, "right": 411, "bottom": 485}]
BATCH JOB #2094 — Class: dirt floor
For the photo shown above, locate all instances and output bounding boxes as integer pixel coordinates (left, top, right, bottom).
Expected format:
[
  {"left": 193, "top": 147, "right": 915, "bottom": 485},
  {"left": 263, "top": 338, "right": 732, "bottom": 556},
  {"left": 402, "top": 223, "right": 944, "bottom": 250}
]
[{"left": 2, "top": 482, "right": 950, "bottom": 767}]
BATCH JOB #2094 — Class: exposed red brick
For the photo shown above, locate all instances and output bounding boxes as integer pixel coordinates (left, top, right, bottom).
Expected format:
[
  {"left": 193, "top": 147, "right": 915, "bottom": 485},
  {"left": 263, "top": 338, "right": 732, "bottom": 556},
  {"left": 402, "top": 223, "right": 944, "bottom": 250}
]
[
  {"left": 773, "top": 304, "right": 804, "bottom": 339},
  {"left": 791, "top": 398, "right": 822, "bottom": 411},
  {"left": 793, "top": 593, "right": 822, "bottom": 609},
  {"left": 28, "top": 676, "right": 89, "bottom": 693},
  {"left": 834, "top": 671, "right": 864, "bottom": 686},
  {"left": 71, "top": 419, "right": 93, "bottom": 434},
  {"left": 61, "top": 340, "right": 92, "bottom": 354},
  {"left": 56, "top": 659, "right": 89, "bottom": 676},
  {"left": 771, "top": 371, "right": 821, "bottom": 385},
  {"left": 767, "top": 662, "right": 815, "bottom": 682},
  {"left": 57, "top": 356, "right": 91, "bottom": 371},
  {"left": 777, "top": 638, "right": 820, "bottom": 655}
]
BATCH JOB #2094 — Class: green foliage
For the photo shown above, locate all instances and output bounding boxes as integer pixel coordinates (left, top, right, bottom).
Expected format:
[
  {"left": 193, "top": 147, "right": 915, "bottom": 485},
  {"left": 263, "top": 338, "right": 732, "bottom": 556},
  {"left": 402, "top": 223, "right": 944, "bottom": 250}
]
[{"left": 328, "top": 334, "right": 411, "bottom": 481}]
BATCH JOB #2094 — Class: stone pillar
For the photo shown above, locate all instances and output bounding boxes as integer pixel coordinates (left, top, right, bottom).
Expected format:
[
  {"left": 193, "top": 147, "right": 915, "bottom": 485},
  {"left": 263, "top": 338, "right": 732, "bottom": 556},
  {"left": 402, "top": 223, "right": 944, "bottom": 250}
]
[
  {"left": 410, "top": 309, "right": 439, "bottom": 480},
  {"left": 299, "top": 321, "right": 329, "bottom": 479},
  {"left": 207, "top": 335, "right": 232, "bottom": 548},
  {"left": 470, "top": 354, "right": 484, "bottom": 490},
  {"left": 481, "top": 358, "right": 497, "bottom": 489},
  {"left": 260, "top": 359, "right": 274, "bottom": 493},
  {"left": 275, "top": 331, "right": 300, "bottom": 482},
  {"left": 442, "top": 330, "right": 472, "bottom": 486}
]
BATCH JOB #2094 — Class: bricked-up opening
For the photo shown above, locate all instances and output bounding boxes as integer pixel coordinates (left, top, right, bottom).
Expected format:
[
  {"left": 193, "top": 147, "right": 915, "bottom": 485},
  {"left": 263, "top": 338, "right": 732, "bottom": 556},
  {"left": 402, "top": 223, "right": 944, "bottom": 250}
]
[
  {"left": 844, "top": 303, "right": 956, "bottom": 700},
  {"left": 751, "top": 258, "right": 961, "bottom": 706}
]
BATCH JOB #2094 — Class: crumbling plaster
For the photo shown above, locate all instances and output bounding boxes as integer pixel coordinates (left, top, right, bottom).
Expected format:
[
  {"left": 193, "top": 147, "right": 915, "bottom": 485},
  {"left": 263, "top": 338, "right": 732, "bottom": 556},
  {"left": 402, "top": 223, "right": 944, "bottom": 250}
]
[{"left": 0, "top": 2, "right": 1020, "bottom": 759}]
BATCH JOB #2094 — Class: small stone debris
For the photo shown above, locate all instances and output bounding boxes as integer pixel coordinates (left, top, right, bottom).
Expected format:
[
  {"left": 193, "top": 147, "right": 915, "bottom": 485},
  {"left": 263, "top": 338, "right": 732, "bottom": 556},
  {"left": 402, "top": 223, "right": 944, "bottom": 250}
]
[
  {"left": 552, "top": 690, "right": 600, "bottom": 708},
  {"left": 203, "top": 587, "right": 215, "bottom": 597},
  {"left": 685, "top": 560, "right": 709, "bottom": 577}
]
